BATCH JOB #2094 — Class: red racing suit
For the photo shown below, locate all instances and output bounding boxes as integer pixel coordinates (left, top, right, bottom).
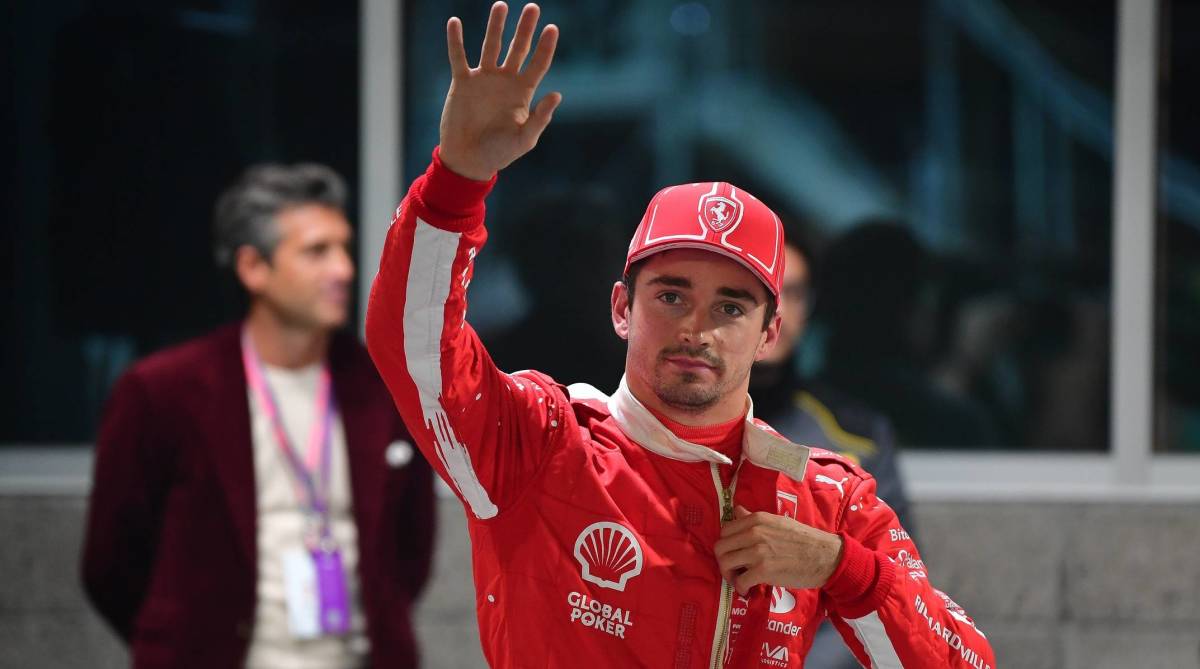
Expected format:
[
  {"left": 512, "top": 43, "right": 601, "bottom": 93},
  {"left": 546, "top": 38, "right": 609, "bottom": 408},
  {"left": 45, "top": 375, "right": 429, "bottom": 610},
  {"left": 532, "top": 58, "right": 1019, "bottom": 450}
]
[{"left": 365, "top": 148, "right": 996, "bottom": 669}]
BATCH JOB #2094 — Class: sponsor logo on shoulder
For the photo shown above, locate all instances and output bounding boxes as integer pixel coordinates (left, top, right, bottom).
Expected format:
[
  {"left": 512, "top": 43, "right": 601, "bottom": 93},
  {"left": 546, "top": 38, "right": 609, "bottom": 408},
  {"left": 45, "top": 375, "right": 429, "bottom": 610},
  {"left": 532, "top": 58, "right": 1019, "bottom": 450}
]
[
  {"left": 814, "top": 474, "right": 848, "bottom": 498},
  {"left": 892, "top": 548, "right": 927, "bottom": 581}
]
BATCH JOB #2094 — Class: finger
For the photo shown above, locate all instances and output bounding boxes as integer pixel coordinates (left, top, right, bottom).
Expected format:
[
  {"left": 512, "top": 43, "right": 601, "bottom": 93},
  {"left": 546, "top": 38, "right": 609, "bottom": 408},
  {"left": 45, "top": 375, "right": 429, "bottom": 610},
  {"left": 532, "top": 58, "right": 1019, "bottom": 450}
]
[
  {"left": 713, "top": 530, "right": 759, "bottom": 558},
  {"left": 501, "top": 3, "right": 540, "bottom": 71},
  {"left": 446, "top": 18, "right": 470, "bottom": 77},
  {"left": 719, "top": 510, "right": 762, "bottom": 537},
  {"left": 479, "top": 1, "right": 509, "bottom": 68},
  {"left": 720, "top": 566, "right": 746, "bottom": 587},
  {"left": 715, "top": 545, "right": 760, "bottom": 578},
  {"left": 734, "top": 567, "right": 767, "bottom": 597},
  {"left": 723, "top": 508, "right": 786, "bottom": 538},
  {"left": 519, "top": 91, "right": 561, "bottom": 148},
  {"left": 520, "top": 23, "right": 559, "bottom": 85}
]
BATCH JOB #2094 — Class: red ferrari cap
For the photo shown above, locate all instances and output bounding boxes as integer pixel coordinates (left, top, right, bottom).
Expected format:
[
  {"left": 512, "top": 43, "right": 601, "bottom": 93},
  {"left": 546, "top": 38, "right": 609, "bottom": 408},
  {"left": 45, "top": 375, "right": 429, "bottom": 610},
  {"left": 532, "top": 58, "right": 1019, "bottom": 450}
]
[{"left": 624, "top": 182, "right": 785, "bottom": 298}]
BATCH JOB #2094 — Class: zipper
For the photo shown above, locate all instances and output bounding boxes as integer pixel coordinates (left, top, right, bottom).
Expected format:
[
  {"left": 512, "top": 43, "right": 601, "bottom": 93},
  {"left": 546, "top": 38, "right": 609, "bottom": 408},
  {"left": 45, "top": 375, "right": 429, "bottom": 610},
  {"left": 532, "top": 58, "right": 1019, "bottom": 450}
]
[{"left": 708, "top": 463, "right": 736, "bottom": 669}]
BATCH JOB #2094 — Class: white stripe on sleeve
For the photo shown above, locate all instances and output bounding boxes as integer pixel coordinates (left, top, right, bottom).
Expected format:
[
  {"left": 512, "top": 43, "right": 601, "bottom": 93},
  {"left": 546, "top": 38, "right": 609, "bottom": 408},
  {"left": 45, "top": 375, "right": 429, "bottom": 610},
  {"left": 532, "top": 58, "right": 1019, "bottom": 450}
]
[
  {"left": 847, "top": 610, "right": 904, "bottom": 669},
  {"left": 403, "top": 218, "right": 498, "bottom": 519}
]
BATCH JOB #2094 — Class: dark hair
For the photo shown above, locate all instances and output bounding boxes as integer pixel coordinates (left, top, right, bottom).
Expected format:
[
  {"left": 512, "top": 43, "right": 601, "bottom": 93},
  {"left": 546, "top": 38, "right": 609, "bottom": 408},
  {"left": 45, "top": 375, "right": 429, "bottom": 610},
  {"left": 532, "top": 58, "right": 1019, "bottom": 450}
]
[
  {"left": 212, "top": 162, "right": 347, "bottom": 269},
  {"left": 621, "top": 259, "right": 779, "bottom": 329}
]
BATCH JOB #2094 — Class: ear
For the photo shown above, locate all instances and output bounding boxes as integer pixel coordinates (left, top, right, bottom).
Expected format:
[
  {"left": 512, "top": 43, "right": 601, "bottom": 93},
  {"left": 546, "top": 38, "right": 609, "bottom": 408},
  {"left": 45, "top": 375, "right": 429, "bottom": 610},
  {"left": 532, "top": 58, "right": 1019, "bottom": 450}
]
[
  {"left": 754, "top": 311, "right": 783, "bottom": 361},
  {"left": 611, "top": 281, "right": 631, "bottom": 340},
  {"left": 234, "top": 245, "right": 272, "bottom": 296}
]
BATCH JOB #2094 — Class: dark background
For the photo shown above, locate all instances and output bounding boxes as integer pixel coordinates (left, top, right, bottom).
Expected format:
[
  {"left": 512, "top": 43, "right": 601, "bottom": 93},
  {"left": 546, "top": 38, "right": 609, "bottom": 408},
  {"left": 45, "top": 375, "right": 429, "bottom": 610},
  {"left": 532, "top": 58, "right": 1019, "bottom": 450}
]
[{"left": 4, "top": 0, "right": 1197, "bottom": 452}]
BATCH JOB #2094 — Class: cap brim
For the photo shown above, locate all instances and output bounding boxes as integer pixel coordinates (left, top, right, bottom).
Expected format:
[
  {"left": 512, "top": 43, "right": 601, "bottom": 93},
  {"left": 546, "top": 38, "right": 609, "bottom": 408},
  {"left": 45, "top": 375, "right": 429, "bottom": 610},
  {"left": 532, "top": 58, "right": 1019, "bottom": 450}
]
[{"left": 625, "top": 241, "right": 778, "bottom": 298}]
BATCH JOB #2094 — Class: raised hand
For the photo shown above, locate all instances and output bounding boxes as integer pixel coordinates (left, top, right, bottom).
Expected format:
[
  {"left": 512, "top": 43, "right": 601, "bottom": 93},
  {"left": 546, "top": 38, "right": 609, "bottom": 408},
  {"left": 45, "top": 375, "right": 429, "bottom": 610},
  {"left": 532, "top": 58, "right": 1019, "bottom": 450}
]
[{"left": 439, "top": 2, "right": 562, "bottom": 181}]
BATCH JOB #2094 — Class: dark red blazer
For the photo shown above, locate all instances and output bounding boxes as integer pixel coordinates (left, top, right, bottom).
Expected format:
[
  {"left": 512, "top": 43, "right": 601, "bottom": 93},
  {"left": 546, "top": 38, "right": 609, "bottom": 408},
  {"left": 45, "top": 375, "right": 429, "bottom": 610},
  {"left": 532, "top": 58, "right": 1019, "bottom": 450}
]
[{"left": 81, "top": 323, "right": 436, "bottom": 668}]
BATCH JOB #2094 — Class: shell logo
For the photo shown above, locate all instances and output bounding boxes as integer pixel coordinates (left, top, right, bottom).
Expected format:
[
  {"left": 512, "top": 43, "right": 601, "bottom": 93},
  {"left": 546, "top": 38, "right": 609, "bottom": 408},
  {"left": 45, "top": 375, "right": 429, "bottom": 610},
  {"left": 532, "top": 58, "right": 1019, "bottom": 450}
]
[
  {"left": 770, "top": 586, "right": 796, "bottom": 614},
  {"left": 573, "top": 521, "right": 644, "bottom": 592}
]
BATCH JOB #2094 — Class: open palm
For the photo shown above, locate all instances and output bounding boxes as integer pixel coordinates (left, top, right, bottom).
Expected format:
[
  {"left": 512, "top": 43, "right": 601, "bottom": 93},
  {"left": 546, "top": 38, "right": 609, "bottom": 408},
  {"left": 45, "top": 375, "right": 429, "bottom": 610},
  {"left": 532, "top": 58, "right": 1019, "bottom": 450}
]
[{"left": 439, "top": 2, "right": 561, "bottom": 181}]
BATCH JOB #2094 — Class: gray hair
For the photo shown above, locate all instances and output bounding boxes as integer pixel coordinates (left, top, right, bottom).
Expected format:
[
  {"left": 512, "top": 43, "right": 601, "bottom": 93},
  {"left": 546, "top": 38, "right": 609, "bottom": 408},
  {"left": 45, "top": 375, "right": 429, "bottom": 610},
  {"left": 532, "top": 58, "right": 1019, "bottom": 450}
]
[{"left": 213, "top": 162, "right": 347, "bottom": 268}]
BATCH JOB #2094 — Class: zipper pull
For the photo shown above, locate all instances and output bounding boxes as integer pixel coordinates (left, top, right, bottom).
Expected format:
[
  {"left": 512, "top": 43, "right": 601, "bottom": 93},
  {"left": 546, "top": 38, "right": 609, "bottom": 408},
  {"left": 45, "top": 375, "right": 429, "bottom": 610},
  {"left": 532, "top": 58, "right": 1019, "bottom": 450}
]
[{"left": 721, "top": 486, "right": 734, "bottom": 522}]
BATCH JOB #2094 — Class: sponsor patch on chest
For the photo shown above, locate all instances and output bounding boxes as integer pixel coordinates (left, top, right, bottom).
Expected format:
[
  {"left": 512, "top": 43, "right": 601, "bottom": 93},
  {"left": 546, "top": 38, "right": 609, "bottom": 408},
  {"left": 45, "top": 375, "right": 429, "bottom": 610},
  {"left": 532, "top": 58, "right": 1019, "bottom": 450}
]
[{"left": 567, "top": 591, "right": 634, "bottom": 639}]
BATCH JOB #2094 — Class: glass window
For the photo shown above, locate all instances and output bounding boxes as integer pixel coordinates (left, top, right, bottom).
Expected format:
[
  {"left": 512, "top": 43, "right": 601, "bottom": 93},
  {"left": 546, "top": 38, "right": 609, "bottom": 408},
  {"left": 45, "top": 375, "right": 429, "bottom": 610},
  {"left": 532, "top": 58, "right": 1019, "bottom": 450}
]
[
  {"left": 1156, "top": 0, "right": 1200, "bottom": 452},
  {"left": 403, "top": 0, "right": 1115, "bottom": 450},
  {"left": 2, "top": 1, "right": 361, "bottom": 443}
]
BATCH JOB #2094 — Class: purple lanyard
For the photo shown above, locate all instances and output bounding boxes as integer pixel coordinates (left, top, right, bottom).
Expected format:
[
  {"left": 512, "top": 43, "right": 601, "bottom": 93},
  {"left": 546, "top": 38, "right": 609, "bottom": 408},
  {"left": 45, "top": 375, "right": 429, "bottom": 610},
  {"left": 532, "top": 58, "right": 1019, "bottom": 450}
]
[{"left": 241, "top": 328, "right": 336, "bottom": 526}]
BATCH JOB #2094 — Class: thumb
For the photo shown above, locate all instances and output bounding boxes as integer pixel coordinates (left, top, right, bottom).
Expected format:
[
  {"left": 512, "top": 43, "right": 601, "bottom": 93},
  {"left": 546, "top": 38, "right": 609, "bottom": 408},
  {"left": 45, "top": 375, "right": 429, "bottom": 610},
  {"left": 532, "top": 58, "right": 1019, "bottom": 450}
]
[
  {"left": 520, "top": 91, "right": 562, "bottom": 147},
  {"left": 733, "top": 505, "right": 752, "bottom": 519}
]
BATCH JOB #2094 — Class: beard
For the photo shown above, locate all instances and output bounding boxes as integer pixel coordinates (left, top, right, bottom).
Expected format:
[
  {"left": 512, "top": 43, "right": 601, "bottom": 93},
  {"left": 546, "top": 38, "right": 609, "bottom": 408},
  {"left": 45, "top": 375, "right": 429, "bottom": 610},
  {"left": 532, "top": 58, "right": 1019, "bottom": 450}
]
[{"left": 652, "top": 346, "right": 727, "bottom": 413}]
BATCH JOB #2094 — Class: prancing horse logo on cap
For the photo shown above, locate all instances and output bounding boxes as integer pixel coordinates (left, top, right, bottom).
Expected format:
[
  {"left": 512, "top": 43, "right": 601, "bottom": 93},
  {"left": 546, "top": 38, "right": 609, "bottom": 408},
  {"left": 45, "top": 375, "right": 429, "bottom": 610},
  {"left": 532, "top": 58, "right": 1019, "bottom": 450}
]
[{"left": 699, "top": 190, "right": 743, "bottom": 234}]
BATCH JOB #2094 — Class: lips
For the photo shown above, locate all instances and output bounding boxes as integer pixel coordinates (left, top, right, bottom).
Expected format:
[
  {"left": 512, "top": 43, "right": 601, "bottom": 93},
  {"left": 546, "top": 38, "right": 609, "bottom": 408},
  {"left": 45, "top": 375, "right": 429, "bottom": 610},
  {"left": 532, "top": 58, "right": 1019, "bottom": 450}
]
[
  {"left": 323, "top": 285, "right": 350, "bottom": 304},
  {"left": 665, "top": 357, "right": 716, "bottom": 372}
]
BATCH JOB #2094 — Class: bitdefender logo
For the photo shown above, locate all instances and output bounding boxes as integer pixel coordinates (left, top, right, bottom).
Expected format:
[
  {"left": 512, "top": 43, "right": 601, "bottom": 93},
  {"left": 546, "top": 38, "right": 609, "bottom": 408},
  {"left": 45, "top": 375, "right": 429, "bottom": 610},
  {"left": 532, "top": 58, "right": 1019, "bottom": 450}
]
[{"left": 574, "top": 521, "right": 644, "bottom": 592}]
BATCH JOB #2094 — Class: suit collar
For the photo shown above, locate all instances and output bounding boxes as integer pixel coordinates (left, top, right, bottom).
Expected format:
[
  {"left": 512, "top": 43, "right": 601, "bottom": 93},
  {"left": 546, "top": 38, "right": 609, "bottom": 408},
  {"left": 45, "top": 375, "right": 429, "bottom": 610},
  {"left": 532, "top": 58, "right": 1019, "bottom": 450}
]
[{"left": 587, "top": 376, "right": 811, "bottom": 481}]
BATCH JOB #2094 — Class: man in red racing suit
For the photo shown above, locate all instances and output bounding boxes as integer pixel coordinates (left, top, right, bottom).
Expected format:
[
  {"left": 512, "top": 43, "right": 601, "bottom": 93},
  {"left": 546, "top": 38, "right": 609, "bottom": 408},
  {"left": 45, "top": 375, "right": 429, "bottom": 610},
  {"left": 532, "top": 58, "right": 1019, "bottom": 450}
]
[{"left": 366, "top": 3, "right": 996, "bottom": 668}]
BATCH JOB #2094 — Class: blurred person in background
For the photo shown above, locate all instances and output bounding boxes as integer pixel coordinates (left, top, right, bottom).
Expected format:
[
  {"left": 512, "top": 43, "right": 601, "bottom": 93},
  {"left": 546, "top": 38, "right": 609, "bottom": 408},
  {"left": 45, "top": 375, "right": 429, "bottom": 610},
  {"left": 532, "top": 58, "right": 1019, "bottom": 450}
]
[
  {"left": 817, "top": 220, "right": 1000, "bottom": 449},
  {"left": 750, "top": 224, "right": 912, "bottom": 669},
  {"left": 81, "top": 163, "right": 436, "bottom": 668}
]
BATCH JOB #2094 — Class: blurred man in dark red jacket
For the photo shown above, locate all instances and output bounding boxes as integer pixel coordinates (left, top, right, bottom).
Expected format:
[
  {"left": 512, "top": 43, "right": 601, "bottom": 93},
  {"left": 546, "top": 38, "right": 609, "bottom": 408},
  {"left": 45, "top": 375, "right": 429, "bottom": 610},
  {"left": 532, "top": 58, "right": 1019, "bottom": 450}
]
[{"left": 81, "top": 163, "right": 436, "bottom": 668}]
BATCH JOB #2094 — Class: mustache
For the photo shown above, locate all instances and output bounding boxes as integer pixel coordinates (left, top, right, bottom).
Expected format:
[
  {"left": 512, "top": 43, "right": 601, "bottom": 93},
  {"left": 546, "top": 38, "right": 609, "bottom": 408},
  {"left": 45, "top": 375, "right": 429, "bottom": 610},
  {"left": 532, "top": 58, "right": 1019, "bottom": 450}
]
[{"left": 658, "top": 345, "right": 724, "bottom": 371}]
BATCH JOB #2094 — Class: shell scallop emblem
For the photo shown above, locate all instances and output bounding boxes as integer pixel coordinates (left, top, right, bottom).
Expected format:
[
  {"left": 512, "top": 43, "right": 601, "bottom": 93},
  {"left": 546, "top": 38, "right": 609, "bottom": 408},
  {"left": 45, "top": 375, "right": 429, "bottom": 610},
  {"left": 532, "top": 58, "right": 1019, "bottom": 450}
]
[{"left": 573, "top": 521, "right": 644, "bottom": 592}]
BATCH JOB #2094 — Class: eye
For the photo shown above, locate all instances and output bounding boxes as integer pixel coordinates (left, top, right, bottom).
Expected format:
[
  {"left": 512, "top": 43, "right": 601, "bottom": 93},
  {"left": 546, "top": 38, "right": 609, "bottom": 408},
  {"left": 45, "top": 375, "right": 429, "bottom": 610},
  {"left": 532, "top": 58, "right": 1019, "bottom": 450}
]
[
  {"left": 719, "top": 303, "right": 745, "bottom": 317},
  {"left": 658, "top": 292, "right": 682, "bottom": 305}
]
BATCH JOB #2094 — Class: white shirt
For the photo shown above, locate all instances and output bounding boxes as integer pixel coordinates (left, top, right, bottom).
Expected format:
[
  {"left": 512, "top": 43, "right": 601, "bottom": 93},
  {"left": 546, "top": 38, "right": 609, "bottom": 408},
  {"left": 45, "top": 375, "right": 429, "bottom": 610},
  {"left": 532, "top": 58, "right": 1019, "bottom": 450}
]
[{"left": 244, "top": 362, "right": 369, "bottom": 669}]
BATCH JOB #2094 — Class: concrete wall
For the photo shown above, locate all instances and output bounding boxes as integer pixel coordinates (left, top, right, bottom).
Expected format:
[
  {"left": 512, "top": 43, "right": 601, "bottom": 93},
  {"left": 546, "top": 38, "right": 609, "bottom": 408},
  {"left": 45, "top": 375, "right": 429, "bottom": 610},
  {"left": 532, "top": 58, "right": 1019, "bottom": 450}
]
[{"left": 2, "top": 493, "right": 1198, "bottom": 668}]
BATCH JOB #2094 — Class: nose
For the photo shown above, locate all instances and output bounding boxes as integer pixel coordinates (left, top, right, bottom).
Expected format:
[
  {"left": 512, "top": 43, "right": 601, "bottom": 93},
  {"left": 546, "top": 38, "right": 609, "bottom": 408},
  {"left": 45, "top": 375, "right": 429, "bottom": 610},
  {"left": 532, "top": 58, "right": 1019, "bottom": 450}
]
[
  {"left": 677, "top": 307, "right": 711, "bottom": 347},
  {"left": 331, "top": 244, "right": 355, "bottom": 281}
]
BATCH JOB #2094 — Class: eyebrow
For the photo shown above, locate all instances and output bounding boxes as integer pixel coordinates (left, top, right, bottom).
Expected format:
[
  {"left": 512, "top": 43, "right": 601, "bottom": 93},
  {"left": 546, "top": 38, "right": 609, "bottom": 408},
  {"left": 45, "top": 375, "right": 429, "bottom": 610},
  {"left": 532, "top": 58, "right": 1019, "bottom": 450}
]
[
  {"left": 299, "top": 232, "right": 355, "bottom": 246},
  {"left": 717, "top": 286, "right": 760, "bottom": 304},
  {"left": 646, "top": 275, "right": 692, "bottom": 289},
  {"left": 646, "top": 274, "right": 761, "bottom": 304}
]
